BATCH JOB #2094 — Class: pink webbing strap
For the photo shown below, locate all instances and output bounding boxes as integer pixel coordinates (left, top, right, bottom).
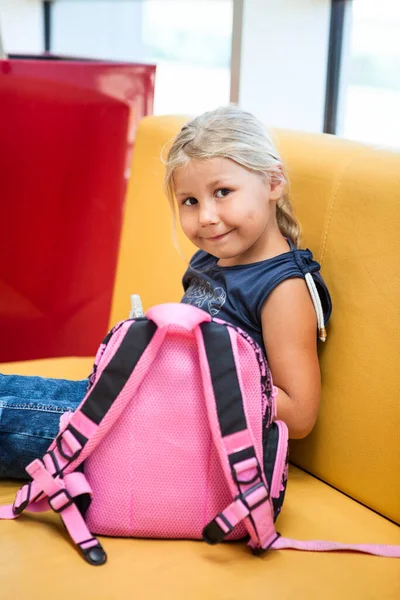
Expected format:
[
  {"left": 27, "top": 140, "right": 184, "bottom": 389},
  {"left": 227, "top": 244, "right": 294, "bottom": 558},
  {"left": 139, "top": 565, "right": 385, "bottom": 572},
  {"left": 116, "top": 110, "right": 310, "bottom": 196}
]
[
  {"left": 0, "top": 463, "right": 104, "bottom": 563},
  {"left": 0, "top": 318, "right": 170, "bottom": 565},
  {"left": 0, "top": 472, "right": 92, "bottom": 521},
  {"left": 195, "top": 323, "right": 277, "bottom": 551},
  {"left": 0, "top": 497, "right": 49, "bottom": 520},
  {"left": 272, "top": 536, "right": 400, "bottom": 558},
  {"left": 24, "top": 459, "right": 106, "bottom": 565},
  {"left": 48, "top": 319, "right": 165, "bottom": 477}
]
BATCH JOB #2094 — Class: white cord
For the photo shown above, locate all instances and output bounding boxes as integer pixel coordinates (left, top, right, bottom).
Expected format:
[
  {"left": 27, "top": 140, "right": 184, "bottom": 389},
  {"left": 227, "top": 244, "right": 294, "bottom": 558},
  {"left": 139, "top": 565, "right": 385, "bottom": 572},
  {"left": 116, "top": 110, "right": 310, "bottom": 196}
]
[{"left": 305, "top": 273, "right": 327, "bottom": 342}]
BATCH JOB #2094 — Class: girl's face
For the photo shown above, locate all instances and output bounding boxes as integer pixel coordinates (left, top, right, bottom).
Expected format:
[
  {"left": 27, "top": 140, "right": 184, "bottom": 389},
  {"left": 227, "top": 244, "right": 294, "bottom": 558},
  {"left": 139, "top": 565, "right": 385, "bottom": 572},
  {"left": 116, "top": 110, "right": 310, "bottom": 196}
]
[{"left": 174, "top": 157, "right": 285, "bottom": 266}]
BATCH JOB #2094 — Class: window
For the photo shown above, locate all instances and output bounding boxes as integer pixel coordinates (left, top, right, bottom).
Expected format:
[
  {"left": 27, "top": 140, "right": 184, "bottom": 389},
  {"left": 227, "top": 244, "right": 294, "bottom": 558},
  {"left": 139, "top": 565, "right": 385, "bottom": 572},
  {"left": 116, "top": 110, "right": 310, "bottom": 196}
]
[
  {"left": 51, "top": 0, "right": 233, "bottom": 116},
  {"left": 338, "top": 0, "right": 400, "bottom": 148},
  {"left": 142, "top": 0, "right": 233, "bottom": 115}
]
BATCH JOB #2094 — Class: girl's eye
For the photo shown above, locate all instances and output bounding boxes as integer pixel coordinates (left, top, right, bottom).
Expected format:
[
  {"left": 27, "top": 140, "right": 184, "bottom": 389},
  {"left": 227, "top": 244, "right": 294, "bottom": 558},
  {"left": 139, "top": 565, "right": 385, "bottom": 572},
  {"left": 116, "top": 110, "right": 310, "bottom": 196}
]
[
  {"left": 215, "top": 188, "right": 231, "bottom": 198},
  {"left": 183, "top": 197, "right": 198, "bottom": 207}
]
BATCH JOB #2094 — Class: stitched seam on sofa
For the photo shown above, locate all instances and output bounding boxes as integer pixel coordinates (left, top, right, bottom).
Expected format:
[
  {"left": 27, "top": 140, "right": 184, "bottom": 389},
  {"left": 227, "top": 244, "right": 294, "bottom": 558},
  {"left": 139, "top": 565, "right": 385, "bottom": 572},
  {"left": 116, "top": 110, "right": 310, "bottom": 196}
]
[{"left": 319, "top": 148, "right": 370, "bottom": 266}]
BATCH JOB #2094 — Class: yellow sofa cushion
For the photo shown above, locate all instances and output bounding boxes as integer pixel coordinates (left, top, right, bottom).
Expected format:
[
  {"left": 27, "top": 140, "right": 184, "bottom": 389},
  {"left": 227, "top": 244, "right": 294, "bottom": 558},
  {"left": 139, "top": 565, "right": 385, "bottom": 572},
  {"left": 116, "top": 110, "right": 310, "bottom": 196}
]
[
  {"left": 1, "top": 358, "right": 399, "bottom": 598},
  {"left": 1, "top": 467, "right": 399, "bottom": 599},
  {"left": 0, "top": 357, "right": 94, "bottom": 379}
]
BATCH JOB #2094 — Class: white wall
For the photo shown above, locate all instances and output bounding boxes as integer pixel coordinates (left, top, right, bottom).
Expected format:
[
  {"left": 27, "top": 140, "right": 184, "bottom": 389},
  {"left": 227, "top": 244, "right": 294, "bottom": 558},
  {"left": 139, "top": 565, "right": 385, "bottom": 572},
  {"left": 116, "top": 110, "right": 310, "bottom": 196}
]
[
  {"left": 235, "top": 0, "right": 331, "bottom": 132},
  {"left": 0, "top": 0, "right": 43, "bottom": 54}
]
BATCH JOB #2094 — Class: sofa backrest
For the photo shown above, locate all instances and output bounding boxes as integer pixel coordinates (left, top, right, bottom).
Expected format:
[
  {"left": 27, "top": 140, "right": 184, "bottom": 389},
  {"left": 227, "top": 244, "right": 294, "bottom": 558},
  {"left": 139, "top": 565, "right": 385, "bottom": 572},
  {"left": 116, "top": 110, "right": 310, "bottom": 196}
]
[
  {"left": 109, "top": 116, "right": 194, "bottom": 323},
  {"left": 110, "top": 115, "right": 400, "bottom": 524},
  {"left": 276, "top": 129, "right": 400, "bottom": 525}
]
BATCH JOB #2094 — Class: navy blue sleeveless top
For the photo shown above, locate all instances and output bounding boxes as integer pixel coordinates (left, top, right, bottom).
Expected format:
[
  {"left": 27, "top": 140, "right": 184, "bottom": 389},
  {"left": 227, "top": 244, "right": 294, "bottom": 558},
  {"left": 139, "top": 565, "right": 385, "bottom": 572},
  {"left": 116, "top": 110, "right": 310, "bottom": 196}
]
[{"left": 181, "top": 239, "right": 332, "bottom": 355}]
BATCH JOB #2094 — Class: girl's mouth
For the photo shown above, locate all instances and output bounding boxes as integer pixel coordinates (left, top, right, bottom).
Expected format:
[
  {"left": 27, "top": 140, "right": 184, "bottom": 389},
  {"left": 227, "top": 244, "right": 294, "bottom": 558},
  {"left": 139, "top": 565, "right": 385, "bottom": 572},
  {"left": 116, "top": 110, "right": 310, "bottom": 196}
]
[{"left": 207, "top": 230, "right": 234, "bottom": 242}]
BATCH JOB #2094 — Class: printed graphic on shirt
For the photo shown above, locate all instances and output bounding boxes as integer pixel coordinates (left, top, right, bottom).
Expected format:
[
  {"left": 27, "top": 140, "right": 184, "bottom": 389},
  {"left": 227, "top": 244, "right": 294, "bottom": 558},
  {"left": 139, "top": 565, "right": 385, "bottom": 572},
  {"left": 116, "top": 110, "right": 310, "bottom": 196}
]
[{"left": 182, "top": 276, "right": 226, "bottom": 316}]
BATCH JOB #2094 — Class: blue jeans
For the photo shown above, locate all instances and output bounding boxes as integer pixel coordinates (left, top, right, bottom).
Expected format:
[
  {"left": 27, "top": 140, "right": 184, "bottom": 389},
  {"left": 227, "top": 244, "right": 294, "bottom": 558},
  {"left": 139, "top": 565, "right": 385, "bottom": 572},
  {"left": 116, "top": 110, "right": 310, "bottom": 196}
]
[{"left": 0, "top": 374, "right": 88, "bottom": 479}]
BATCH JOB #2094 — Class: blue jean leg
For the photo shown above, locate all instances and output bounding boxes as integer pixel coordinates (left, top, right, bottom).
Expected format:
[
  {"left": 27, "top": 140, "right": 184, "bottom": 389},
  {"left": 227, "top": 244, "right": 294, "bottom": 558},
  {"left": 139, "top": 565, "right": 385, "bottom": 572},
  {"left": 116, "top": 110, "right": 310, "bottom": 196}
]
[{"left": 0, "top": 374, "right": 88, "bottom": 479}]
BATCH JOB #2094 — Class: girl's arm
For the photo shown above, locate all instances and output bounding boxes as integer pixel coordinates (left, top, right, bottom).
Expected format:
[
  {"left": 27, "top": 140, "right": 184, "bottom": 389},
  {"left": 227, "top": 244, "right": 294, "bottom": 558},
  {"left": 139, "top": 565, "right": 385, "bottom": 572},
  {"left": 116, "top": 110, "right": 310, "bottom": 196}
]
[{"left": 261, "top": 277, "right": 321, "bottom": 439}]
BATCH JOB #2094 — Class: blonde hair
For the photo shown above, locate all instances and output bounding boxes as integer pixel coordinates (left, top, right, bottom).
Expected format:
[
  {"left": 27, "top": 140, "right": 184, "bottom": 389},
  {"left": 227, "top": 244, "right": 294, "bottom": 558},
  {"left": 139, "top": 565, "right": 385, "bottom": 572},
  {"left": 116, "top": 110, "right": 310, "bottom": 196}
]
[{"left": 163, "top": 105, "right": 301, "bottom": 248}]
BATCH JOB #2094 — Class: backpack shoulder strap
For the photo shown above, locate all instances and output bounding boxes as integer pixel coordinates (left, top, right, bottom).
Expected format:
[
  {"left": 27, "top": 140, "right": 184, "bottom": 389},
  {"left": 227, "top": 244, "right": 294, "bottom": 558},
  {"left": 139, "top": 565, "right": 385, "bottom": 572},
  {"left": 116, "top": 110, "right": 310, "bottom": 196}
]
[
  {"left": 196, "top": 322, "right": 400, "bottom": 559},
  {"left": 0, "top": 317, "right": 167, "bottom": 565},
  {"left": 56, "top": 318, "right": 159, "bottom": 473},
  {"left": 38, "top": 318, "right": 160, "bottom": 479},
  {"left": 1, "top": 303, "right": 213, "bottom": 565},
  {"left": 196, "top": 321, "right": 279, "bottom": 553}
]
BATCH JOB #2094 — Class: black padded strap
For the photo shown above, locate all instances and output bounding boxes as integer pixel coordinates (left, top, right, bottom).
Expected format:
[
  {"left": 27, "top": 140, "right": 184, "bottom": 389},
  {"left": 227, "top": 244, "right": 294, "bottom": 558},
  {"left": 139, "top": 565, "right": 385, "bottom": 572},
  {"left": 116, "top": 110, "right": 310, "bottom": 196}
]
[
  {"left": 80, "top": 319, "right": 157, "bottom": 425},
  {"left": 200, "top": 322, "right": 247, "bottom": 437}
]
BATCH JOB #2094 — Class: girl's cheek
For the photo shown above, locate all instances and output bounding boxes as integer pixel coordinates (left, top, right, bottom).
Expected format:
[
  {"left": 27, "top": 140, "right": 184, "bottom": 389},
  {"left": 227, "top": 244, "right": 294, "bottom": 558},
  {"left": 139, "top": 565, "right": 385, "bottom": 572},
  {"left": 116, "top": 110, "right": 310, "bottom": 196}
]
[
  {"left": 179, "top": 215, "right": 194, "bottom": 239},
  {"left": 177, "top": 208, "right": 186, "bottom": 227}
]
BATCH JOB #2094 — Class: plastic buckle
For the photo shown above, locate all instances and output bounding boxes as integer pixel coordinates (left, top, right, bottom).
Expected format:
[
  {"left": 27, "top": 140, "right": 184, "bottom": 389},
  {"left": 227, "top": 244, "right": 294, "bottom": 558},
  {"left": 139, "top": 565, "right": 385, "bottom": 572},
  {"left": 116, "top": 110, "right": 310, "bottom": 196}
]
[
  {"left": 48, "top": 488, "right": 74, "bottom": 513},
  {"left": 79, "top": 540, "right": 107, "bottom": 566},
  {"left": 56, "top": 427, "right": 82, "bottom": 462},
  {"left": 202, "top": 515, "right": 233, "bottom": 545},
  {"left": 240, "top": 482, "right": 269, "bottom": 511},
  {"left": 12, "top": 483, "right": 32, "bottom": 516},
  {"left": 13, "top": 498, "right": 30, "bottom": 516},
  {"left": 232, "top": 462, "right": 262, "bottom": 486}
]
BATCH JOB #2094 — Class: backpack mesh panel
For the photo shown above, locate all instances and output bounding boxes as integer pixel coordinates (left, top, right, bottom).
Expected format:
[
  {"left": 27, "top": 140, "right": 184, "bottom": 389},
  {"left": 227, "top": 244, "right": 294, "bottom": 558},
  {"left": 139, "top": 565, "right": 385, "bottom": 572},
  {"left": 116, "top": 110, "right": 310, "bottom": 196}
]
[{"left": 84, "top": 325, "right": 264, "bottom": 540}]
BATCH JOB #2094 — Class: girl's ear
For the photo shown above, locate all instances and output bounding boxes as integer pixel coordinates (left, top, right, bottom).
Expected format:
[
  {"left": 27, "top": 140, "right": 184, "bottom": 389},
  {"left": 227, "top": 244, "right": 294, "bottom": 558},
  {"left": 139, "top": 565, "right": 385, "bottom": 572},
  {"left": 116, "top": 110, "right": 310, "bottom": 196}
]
[{"left": 269, "top": 172, "right": 286, "bottom": 200}]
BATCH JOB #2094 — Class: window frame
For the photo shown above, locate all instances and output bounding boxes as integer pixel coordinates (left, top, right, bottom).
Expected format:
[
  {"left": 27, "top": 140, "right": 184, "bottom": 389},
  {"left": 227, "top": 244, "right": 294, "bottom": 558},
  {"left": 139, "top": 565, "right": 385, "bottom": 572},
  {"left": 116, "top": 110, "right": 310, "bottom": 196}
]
[{"left": 323, "top": 0, "right": 352, "bottom": 134}]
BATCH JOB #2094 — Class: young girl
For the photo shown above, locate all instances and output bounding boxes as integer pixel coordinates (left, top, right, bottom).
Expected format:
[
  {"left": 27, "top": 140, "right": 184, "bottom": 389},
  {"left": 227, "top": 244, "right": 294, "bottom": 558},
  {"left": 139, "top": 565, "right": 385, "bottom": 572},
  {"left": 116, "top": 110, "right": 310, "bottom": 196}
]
[{"left": 0, "top": 105, "right": 331, "bottom": 479}]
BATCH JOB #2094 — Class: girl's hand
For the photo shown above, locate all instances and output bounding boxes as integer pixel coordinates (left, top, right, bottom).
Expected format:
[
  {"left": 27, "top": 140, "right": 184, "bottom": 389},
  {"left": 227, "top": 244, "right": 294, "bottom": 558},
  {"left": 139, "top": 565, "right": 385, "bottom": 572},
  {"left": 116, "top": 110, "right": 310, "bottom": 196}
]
[{"left": 261, "top": 277, "right": 321, "bottom": 439}]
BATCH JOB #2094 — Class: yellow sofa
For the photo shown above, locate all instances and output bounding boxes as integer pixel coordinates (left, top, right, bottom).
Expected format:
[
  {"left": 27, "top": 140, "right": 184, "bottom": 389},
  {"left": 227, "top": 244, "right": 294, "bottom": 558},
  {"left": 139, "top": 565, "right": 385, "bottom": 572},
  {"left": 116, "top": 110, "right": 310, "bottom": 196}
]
[{"left": 1, "top": 116, "right": 399, "bottom": 599}]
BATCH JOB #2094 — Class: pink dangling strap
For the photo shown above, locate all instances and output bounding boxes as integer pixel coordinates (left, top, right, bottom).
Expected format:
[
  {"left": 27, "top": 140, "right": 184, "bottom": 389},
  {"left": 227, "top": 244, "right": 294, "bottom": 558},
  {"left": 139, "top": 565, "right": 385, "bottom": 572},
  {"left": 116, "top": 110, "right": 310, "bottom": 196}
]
[{"left": 272, "top": 536, "right": 400, "bottom": 558}]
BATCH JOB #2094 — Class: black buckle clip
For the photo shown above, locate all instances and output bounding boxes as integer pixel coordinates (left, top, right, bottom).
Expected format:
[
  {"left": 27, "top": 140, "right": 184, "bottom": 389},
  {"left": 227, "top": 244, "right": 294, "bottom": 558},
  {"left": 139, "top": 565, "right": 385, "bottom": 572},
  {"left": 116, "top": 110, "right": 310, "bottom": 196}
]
[
  {"left": 12, "top": 482, "right": 32, "bottom": 516},
  {"left": 48, "top": 488, "right": 74, "bottom": 513},
  {"left": 202, "top": 513, "right": 233, "bottom": 545},
  {"left": 79, "top": 539, "right": 107, "bottom": 566}
]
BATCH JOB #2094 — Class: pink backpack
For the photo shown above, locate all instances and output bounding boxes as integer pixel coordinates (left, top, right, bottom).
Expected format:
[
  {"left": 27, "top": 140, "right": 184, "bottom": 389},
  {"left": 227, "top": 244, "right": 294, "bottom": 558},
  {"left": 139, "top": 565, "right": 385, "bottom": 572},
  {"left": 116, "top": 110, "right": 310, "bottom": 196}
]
[{"left": 1, "top": 304, "right": 399, "bottom": 565}]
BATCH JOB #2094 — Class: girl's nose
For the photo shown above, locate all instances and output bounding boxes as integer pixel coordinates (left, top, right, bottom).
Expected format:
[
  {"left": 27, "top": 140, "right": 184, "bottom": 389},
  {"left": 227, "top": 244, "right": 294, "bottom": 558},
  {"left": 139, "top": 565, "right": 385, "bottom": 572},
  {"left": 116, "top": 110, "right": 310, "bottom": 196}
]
[{"left": 198, "top": 202, "right": 219, "bottom": 226}]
